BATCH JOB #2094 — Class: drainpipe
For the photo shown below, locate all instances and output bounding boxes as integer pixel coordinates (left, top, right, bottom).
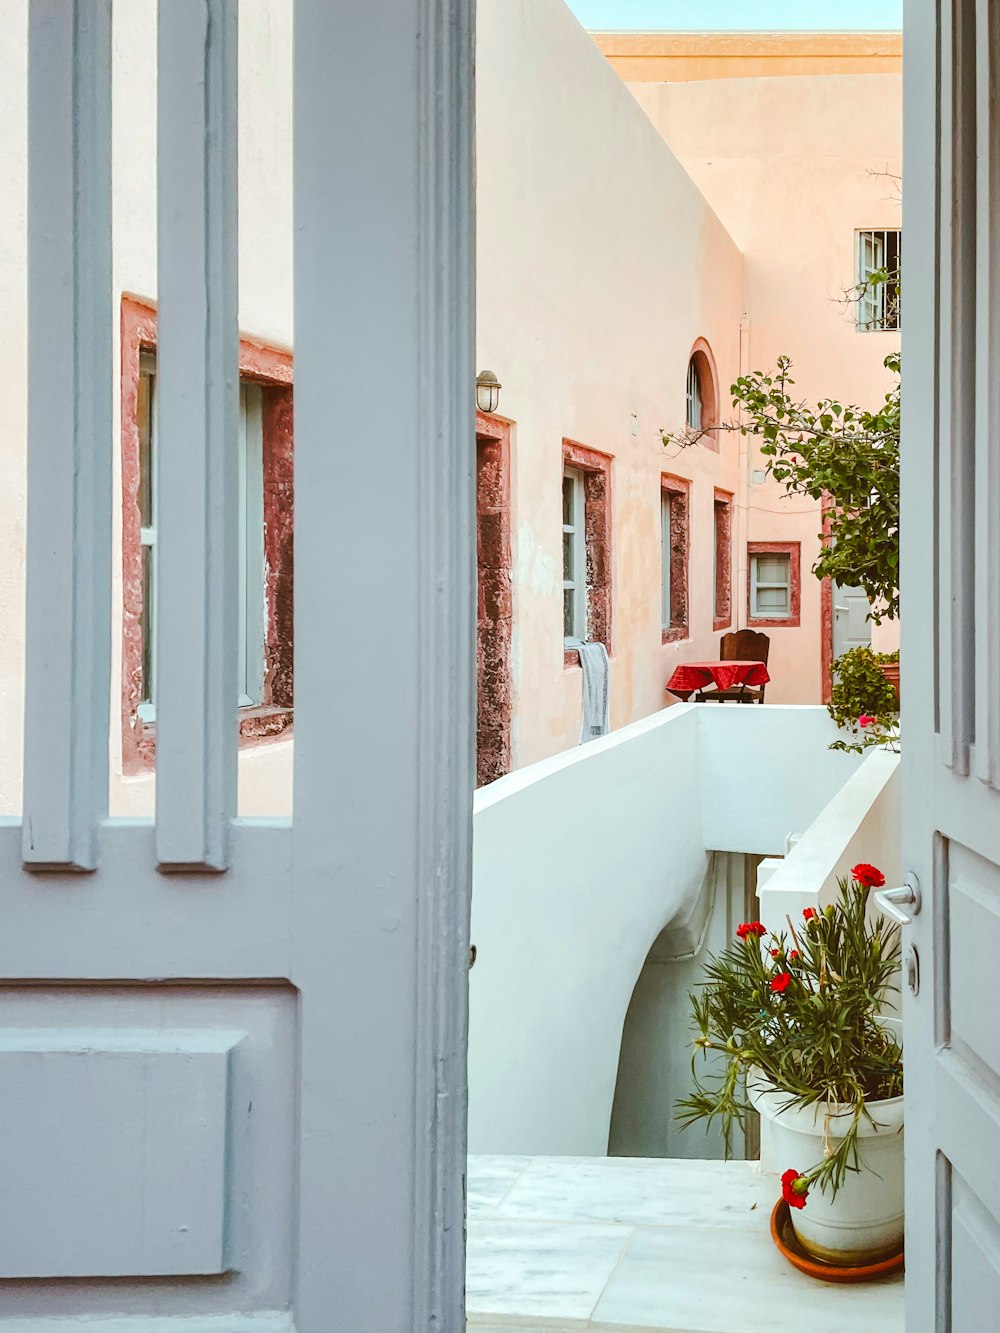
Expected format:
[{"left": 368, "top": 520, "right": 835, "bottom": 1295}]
[{"left": 736, "top": 313, "right": 752, "bottom": 630}]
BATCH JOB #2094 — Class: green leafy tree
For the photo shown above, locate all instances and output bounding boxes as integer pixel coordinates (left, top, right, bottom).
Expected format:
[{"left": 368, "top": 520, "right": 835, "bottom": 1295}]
[{"left": 664, "top": 217, "right": 901, "bottom": 621}]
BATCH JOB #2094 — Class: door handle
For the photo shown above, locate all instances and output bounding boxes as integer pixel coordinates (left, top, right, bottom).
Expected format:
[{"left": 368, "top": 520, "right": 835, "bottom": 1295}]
[
  {"left": 835, "top": 605, "right": 848, "bottom": 613},
  {"left": 873, "top": 874, "right": 921, "bottom": 926}
]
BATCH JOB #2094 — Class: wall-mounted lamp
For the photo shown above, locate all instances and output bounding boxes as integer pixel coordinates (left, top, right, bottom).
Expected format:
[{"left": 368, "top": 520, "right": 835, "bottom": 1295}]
[{"left": 476, "top": 369, "right": 502, "bottom": 414}]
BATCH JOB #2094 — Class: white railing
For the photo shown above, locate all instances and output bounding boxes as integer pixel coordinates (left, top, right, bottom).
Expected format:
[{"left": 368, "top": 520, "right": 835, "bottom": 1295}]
[{"left": 469, "top": 704, "right": 868, "bottom": 1155}]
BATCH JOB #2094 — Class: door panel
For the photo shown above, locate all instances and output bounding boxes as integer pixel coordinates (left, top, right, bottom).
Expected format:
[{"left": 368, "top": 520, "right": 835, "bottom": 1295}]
[
  {"left": 11, "top": 1, "right": 474, "bottom": 1328},
  {"left": 903, "top": 0, "right": 1000, "bottom": 1328},
  {"left": 832, "top": 582, "right": 872, "bottom": 659}
]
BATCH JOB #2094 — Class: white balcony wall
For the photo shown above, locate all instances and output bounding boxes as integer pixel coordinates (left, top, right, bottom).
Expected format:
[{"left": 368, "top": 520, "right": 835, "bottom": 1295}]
[
  {"left": 470, "top": 704, "right": 867, "bottom": 1155},
  {"left": 757, "top": 747, "right": 901, "bottom": 926}
]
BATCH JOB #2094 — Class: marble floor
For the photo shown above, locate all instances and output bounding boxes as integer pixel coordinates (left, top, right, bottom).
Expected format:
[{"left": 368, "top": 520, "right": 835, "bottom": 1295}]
[{"left": 467, "top": 1155, "right": 904, "bottom": 1333}]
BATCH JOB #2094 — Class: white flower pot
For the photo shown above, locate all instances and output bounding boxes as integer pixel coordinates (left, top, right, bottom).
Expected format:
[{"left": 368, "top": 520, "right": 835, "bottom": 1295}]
[{"left": 748, "top": 1035, "right": 904, "bottom": 1266}]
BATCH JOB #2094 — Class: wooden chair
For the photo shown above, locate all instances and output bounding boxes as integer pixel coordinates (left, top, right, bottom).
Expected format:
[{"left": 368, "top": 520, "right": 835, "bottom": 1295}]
[{"left": 697, "top": 629, "right": 771, "bottom": 704}]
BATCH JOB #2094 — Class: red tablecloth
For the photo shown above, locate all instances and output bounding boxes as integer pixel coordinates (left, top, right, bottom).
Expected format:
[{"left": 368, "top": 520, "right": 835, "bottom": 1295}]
[{"left": 666, "top": 660, "right": 770, "bottom": 698}]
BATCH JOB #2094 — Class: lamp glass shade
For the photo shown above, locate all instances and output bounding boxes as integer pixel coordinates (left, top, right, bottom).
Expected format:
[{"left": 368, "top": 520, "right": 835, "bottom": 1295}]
[{"left": 476, "top": 372, "right": 501, "bottom": 414}]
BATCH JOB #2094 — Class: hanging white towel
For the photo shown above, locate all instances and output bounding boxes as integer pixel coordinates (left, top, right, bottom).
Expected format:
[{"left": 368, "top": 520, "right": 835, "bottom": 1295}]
[{"left": 577, "top": 640, "right": 611, "bottom": 743}]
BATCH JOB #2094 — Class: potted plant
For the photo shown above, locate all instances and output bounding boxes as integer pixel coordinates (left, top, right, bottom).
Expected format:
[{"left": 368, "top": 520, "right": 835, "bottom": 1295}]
[
  {"left": 677, "top": 864, "right": 903, "bottom": 1267},
  {"left": 827, "top": 645, "right": 900, "bottom": 752}
]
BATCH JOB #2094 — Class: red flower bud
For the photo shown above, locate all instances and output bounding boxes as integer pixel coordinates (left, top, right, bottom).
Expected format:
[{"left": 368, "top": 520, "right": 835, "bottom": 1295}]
[
  {"left": 770, "top": 971, "right": 792, "bottom": 994},
  {"left": 802, "top": 907, "right": 818, "bottom": 922},
  {"left": 789, "top": 950, "right": 800, "bottom": 961},
  {"left": 781, "top": 1168, "right": 809, "bottom": 1210}
]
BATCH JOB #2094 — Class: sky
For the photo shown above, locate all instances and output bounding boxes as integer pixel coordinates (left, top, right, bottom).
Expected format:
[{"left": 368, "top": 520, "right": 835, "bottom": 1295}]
[{"left": 565, "top": 0, "right": 902, "bottom": 30}]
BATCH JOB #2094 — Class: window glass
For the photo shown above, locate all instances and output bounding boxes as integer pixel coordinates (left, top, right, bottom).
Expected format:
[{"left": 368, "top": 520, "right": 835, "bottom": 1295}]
[
  {"left": 752, "top": 552, "right": 791, "bottom": 618},
  {"left": 857, "top": 228, "right": 902, "bottom": 331},
  {"left": 661, "top": 495, "right": 672, "bottom": 630},
  {"left": 686, "top": 358, "right": 702, "bottom": 430},
  {"left": 562, "top": 469, "right": 585, "bottom": 642}
]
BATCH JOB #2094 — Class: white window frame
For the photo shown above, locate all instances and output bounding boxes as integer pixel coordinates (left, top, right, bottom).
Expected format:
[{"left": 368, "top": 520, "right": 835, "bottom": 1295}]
[
  {"left": 238, "top": 382, "right": 266, "bottom": 707},
  {"left": 137, "top": 360, "right": 266, "bottom": 720},
  {"left": 562, "top": 466, "right": 587, "bottom": 645},
  {"left": 661, "top": 491, "right": 673, "bottom": 631},
  {"left": 137, "top": 351, "right": 158, "bottom": 722},
  {"left": 750, "top": 551, "right": 792, "bottom": 620},
  {"left": 686, "top": 357, "right": 702, "bottom": 430},
  {"left": 856, "top": 228, "right": 902, "bottom": 331}
]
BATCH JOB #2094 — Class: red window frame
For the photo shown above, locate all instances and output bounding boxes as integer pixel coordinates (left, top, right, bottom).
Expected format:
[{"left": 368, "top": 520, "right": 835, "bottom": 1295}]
[
  {"left": 747, "top": 540, "right": 801, "bottom": 628},
  {"left": 687, "top": 336, "right": 720, "bottom": 452},
  {"left": 713, "top": 488, "right": 734, "bottom": 631},
  {"left": 476, "top": 412, "right": 513, "bottom": 786},
  {"left": 661, "top": 473, "right": 690, "bottom": 644},
  {"left": 120, "top": 295, "right": 295, "bottom": 773},
  {"left": 562, "top": 439, "right": 613, "bottom": 667}
]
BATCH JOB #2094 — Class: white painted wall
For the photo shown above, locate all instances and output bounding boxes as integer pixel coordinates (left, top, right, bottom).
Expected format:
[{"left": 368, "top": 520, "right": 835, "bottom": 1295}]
[
  {"left": 470, "top": 705, "right": 706, "bottom": 1156},
  {"left": 757, "top": 747, "right": 900, "bottom": 925},
  {"left": 469, "top": 704, "right": 867, "bottom": 1155}
]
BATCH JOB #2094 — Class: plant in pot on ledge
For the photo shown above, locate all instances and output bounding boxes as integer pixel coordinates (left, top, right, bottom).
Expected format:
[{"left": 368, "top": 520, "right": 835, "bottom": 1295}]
[
  {"left": 676, "top": 863, "right": 903, "bottom": 1273},
  {"left": 828, "top": 644, "right": 900, "bottom": 754}
]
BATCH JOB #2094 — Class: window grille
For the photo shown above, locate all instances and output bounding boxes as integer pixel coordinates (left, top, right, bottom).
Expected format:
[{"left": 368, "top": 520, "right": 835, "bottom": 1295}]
[{"left": 856, "top": 228, "right": 902, "bottom": 331}]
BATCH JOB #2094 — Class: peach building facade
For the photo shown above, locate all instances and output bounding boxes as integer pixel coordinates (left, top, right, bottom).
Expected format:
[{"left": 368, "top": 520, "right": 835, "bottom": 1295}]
[
  {"left": 476, "top": 12, "right": 902, "bottom": 770},
  {"left": 0, "top": 0, "right": 902, "bottom": 811}
]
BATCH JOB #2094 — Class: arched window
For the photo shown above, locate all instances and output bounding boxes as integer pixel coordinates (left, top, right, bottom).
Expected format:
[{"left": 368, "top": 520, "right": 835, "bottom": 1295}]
[{"left": 685, "top": 339, "right": 719, "bottom": 449}]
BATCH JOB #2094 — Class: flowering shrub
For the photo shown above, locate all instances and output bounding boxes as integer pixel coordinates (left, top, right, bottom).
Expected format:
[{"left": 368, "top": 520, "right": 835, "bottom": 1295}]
[
  {"left": 676, "top": 865, "right": 902, "bottom": 1203},
  {"left": 827, "top": 645, "right": 899, "bottom": 754}
]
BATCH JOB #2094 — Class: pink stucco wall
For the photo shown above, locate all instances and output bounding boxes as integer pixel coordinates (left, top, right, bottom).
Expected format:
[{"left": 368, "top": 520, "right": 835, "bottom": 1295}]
[{"left": 628, "top": 69, "right": 903, "bottom": 697}]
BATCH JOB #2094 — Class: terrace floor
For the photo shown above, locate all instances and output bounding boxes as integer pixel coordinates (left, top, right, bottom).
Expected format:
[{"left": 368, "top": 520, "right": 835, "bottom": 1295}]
[{"left": 467, "top": 1155, "right": 904, "bottom": 1332}]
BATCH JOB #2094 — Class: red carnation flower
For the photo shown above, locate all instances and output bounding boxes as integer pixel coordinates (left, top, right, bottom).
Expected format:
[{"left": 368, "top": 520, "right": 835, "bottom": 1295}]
[
  {"left": 851, "top": 863, "right": 886, "bottom": 889},
  {"left": 802, "top": 907, "right": 818, "bottom": 922},
  {"left": 859, "top": 714, "right": 876, "bottom": 728},
  {"left": 770, "top": 971, "right": 792, "bottom": 994},
  {"left": 737, "top": 921, "right": 767, "bottom": 941},
  {"left": 781, "top": 1168, "right": 809, "bottom": 1210}
]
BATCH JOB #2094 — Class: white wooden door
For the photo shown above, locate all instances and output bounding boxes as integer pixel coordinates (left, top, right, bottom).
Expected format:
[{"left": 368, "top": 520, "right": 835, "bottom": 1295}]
[
  {"left": 832, "top": 582, "right": 872, "bottom": 660},
  {"left": 6, "top": 2, "right": 474, "bottom": 1329},
  {"left": 903, "top": 1, "right": 1000, "bottom": 1327}
]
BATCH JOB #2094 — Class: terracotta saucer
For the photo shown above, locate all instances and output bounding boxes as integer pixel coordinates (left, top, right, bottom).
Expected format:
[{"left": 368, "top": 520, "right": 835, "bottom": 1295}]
[{"left": 770, "top": 1200, "right": 905, "bottom": 1283}]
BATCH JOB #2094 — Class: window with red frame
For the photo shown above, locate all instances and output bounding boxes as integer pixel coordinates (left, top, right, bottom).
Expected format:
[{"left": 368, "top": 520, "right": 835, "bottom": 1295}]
[
  {"left": 562, "top": 441, "right": 612, "bottom": 663},
  {"left": 121, "top": 298, "right": 294, "bottom": 771},
  {"left": 748, "top": 541, "right": 801, "bottom": 628},
  {"left": 661, "top": 475, "right": 690, "bottom": 642},
  {"left": 713, "top": 490, "right": 733, "bottom": 630}
]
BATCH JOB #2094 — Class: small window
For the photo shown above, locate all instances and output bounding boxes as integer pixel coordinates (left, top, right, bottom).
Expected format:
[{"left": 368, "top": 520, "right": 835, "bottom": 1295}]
[
  {"left": 563, "top": 467, "right": 587, "bottom": 643},
  {"left": 856, "top": 228, "right": 901, "bottom": 331},
  {"left": 751, "top": 553, "right": 791, "bottom": 619},
  {"left": 137, "top": 358, "right": 266, "bottom": 719},
  {"left": 713, "top": 492, "right": 732, "bottom": 627},
  {"left": 686, "top": 356, "right": 702, "bottom": 430},
  {"left": 661, "top": 475, "right": 689, "bottom": 642}
]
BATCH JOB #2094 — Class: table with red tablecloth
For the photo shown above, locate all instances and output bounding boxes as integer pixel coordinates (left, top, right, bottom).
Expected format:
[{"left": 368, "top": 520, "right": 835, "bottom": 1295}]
[{"left": 665, "top": 660, "right": 770, "bottom": 700}]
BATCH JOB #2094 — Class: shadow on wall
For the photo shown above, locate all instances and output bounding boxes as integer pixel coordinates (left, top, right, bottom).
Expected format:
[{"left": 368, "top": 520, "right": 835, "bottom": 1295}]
[{"left": 609, "top": 852, "right": 762, "bottom": 1161}]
